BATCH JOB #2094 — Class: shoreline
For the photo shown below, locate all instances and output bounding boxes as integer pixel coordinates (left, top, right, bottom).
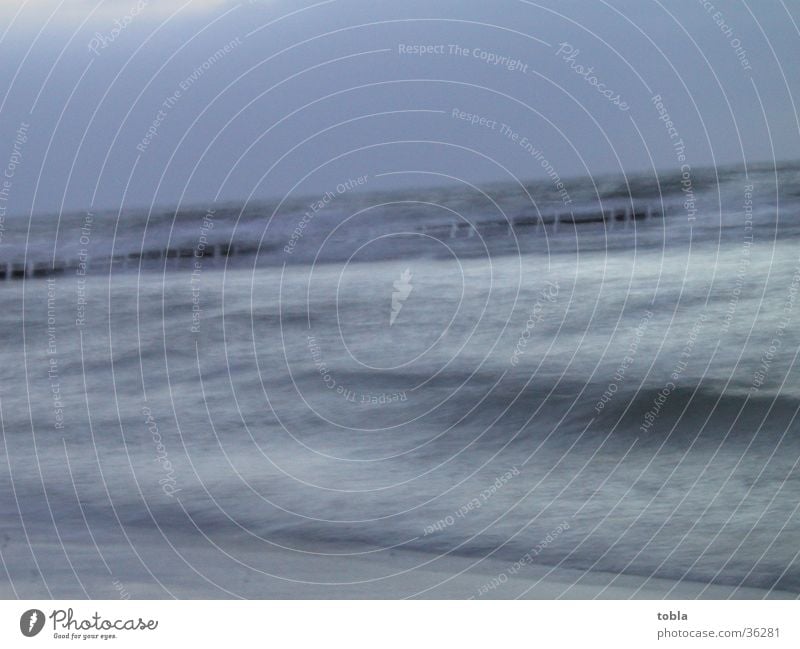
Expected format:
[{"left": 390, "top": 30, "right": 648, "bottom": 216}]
[{"left": 1, "top": 539, "right": 794, "bottom": 600}]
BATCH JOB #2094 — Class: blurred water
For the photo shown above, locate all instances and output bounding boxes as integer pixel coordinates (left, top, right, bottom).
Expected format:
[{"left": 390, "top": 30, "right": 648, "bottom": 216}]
[{"left": 1, "top": 163, "right": 799, "bottom": 597}]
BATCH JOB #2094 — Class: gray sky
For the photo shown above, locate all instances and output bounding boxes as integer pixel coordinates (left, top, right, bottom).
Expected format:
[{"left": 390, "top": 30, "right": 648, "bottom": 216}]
[{"left": 0, "top": 0, "right": 798, "bottom": 215}]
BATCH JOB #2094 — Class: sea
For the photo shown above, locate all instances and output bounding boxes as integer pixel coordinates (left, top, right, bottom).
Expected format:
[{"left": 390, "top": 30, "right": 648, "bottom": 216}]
[{"left": 1, "top": 161, "right": 799, "bottom": 597}]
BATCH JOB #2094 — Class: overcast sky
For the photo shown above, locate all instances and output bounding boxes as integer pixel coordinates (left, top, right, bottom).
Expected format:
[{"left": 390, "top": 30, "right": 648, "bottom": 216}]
[{"left": 0, "top": 0, "right": 797, "bottom": 215}]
